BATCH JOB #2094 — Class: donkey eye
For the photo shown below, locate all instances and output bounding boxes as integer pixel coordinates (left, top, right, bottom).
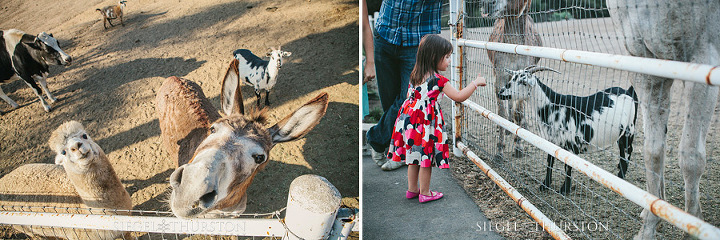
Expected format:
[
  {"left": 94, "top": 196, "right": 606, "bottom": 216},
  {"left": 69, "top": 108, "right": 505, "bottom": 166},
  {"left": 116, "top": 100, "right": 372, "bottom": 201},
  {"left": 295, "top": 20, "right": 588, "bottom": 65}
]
[
  {"left": 252, "top": 154, "right": 266, "bottom": 164},
  {"left": 82, "top": 134, "right": 88, "bottom": 139}
]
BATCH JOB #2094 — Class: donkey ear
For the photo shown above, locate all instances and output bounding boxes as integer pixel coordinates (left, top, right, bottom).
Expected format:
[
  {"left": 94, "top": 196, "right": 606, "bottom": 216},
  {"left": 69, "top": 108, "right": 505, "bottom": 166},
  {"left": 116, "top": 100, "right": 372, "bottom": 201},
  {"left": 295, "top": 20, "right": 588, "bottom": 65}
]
[
  {"left": 268, "top": 92, "right": 329, "bottom": 143},
  {"left": 221, "top": 58, "right": 244, "bottom": 116}
]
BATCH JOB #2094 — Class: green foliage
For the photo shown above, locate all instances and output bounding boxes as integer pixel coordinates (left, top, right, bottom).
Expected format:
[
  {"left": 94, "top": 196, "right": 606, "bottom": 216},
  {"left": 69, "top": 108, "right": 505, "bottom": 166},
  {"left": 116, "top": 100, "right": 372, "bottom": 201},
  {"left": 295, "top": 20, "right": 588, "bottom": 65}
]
[
  {"left": 463, "top": 0, "right": 609, "bottom": 28},
  {"left": 364, "top": 107, "right": 384, "bottom": 123}
]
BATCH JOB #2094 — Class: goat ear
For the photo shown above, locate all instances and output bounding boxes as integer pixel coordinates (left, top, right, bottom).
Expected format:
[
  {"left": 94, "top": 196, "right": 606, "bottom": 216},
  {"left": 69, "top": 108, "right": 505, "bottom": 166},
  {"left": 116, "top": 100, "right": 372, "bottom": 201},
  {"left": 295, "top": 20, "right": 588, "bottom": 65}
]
[
  {"left": 282, "top": 51, "right": 292, "bottom": 57},
  {"left": 221, "top": 59, "right": 244, "bottom": 116},
  {"left": 268, "top": 92, "right": 329, "bottom": 143}
]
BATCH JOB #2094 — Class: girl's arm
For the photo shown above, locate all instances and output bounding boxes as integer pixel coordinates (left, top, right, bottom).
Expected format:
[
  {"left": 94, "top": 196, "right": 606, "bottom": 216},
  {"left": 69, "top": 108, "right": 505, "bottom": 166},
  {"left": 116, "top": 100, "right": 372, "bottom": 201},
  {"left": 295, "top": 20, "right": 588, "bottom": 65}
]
[{"left": 442, "top": 74, "right": 487, "bottom": 102}]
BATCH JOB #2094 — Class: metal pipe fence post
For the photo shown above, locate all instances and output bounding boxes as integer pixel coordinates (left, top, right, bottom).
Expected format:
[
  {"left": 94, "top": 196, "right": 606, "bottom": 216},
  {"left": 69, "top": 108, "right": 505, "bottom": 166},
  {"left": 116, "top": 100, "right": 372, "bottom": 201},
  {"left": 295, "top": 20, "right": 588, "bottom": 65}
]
[
  {"left": 283, "top": 174, "right": 341, "bottom": 240},
  {"left": 450, "top": 0, "right": 464, "bottom": 157}
]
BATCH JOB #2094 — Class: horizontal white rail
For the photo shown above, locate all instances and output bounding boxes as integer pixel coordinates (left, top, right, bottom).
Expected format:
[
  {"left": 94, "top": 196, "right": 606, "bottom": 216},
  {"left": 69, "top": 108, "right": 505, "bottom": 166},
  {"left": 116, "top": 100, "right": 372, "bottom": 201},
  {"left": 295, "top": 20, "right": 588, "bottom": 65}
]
[
  {"left": 0, "top": 211, "right": 286, "bottom": 236},
  {"left": 459, "top": 99, "right": 720, "bottom": 240},
  {"left": 456, "top": 141, "right": 570, "bottom": 240},
  {"left": 457, "top": 39, "right": 720, "bottom": 86}
]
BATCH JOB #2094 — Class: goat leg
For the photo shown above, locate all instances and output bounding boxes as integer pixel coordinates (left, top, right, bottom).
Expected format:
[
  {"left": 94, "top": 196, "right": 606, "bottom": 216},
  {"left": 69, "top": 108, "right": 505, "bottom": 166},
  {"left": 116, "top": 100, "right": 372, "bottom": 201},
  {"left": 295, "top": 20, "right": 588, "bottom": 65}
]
[
  {"left": 255, "top": 90, "right": 262, "bottom": 108},
  {"left": 264, "top": 90, "right": 270, "bottom": 106},
  {"left": 540, "top": 154, "right": 553, "bottom": 191},
  {"left": 560, "top": 163, "right": 573, "bottom": 195},
  {"left": 617, "top": 132, "right": 633, "bottom": 179},
  {"left": 121, "top": 16, "right": 125, "bottom": 27}
]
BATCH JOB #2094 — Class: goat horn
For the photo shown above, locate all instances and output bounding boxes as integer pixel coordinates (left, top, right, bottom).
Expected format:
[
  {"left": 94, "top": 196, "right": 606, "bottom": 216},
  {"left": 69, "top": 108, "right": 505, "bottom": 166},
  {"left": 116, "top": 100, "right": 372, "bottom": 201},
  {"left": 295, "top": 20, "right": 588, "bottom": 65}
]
[
  {"left": 523, "top": 65, "right": 536, "bottom": 71},
  {"left": 528, "top": 66, "right": 561, "bottom": 74}
]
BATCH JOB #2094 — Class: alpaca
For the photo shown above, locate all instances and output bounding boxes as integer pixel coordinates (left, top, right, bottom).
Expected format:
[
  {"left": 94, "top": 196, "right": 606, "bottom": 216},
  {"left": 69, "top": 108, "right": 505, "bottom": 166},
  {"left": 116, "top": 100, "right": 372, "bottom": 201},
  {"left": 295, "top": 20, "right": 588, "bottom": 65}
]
[
  {"left": 0, "top": 121, "right": 132, "bottom": 239},
  {"left": 607, "top": 0, "right": 720, "bottom": 239}
]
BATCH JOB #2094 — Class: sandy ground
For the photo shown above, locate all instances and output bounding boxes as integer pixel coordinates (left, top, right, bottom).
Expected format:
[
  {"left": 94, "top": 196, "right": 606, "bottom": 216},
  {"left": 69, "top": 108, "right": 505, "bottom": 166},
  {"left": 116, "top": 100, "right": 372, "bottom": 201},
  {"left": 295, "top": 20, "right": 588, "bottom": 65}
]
[
  {"left": 0, "top": 0, "right": 358, "bottom": 237},
  {"left": 439, "top": 17, "right": 720, "bottom": 239}
]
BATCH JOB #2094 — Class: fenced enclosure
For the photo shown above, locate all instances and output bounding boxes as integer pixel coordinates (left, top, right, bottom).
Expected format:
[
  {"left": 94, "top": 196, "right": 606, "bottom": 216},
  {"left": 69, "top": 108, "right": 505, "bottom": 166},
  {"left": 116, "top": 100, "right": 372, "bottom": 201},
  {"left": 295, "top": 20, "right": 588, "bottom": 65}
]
[
  {"left": 0, "top": 175, "right": 359, "bottom": 239},
  {"left": 445, "top": 0, "right": 720, "bottom": 239}
]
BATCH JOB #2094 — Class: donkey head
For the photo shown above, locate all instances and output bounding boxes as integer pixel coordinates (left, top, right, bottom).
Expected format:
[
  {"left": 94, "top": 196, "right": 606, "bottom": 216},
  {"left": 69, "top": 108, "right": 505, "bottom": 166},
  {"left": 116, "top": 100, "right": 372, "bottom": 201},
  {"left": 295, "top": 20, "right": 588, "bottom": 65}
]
[
  {"left": 497, "top": 65, "right": 560, "bottom": 100},
  {"left": 34, "top": 32, "right": 72, "bottom": 66},
  {"left": 169, "top": 64, "right": 328, "bottom": 218},
  {"left": 266, "top": 46, "right": 292, "bottom": 69}
]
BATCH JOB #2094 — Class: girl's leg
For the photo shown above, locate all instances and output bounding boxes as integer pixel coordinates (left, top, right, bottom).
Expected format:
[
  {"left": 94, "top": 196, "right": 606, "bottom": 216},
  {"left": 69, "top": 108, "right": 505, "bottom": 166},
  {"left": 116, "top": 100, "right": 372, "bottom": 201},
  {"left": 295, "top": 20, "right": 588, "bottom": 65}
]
[
  {"left": 418, "top": 167, "right": 432, "bottom": 196},
  {"left": 407, "top": 165, "right": 420, "bottom": 193}
]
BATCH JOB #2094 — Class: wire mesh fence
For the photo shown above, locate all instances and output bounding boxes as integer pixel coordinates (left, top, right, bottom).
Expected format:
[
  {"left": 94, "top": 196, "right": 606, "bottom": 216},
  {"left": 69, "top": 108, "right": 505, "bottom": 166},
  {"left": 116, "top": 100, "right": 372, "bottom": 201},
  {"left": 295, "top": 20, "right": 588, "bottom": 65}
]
[{"left": 446, "top": 0, "right": 720, "bottom": 239}]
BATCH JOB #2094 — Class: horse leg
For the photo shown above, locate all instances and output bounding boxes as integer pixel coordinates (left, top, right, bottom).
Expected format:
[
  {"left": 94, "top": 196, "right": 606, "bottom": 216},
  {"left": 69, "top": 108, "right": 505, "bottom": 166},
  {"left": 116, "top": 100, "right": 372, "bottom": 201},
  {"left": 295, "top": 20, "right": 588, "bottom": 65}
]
[
  {"left": 634, "top": 76, "right": 673, "bottom": 240},
  {"left": 511, "top": 99, "right": 527, "bottom": 157},
  {"left": 679, "top": 82, "right": 717, "bottom": 221},
  {"left": 494, "top": 74, "right": 509, "bottom": 160}
]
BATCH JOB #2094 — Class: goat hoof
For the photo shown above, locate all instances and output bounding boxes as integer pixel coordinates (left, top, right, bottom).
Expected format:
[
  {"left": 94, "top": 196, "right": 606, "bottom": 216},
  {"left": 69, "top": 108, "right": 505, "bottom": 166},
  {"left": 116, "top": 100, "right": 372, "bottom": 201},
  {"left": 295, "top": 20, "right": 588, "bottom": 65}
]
[
  {"left": 493, "top": 153, "right": 504, "bottom": 161},
  {"left": 539, "top": 184, "right": 550, "bottom": 192},
  {"left": 559, "top": 185, "right": 575, "bottom": 195}
]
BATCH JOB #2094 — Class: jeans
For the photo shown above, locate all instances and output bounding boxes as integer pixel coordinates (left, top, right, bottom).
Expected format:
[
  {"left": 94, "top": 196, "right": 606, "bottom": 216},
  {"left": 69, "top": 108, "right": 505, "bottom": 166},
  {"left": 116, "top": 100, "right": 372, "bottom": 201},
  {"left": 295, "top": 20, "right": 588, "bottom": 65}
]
[{"left": 366, "top": 35, "right": 418, "bottom": 153}]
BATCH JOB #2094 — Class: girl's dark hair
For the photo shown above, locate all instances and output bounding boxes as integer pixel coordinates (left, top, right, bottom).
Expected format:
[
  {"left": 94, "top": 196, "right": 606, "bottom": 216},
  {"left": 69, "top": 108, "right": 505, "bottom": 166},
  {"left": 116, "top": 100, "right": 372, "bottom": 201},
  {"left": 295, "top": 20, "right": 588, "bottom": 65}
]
[{"left": 409, "top": 34, "right": 452, "bottom": 86}]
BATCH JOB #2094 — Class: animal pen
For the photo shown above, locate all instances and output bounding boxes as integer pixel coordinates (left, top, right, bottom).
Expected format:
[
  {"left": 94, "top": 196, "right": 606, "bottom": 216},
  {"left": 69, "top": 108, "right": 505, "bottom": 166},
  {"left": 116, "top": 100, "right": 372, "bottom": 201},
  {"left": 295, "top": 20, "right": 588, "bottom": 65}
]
[
  {"left": 0, "top": 174, "right": 359, "bottom": 239},
  {"left": 445, "top": 0, "right": 720, "bottom": 239}
]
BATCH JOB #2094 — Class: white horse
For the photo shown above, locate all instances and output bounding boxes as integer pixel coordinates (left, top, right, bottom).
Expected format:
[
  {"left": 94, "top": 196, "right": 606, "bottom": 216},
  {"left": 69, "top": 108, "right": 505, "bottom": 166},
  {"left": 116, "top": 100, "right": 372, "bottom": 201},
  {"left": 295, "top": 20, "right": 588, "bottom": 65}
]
[{"left": 607, "top": 1, "right": 719, "bottom": 239}]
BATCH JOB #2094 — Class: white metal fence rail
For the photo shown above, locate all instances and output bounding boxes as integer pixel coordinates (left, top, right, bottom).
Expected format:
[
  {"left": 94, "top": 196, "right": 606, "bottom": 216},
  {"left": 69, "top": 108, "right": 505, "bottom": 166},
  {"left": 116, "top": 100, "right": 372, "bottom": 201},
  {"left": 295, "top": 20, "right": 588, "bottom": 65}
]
[{"left": 0, "top": 175, "right": 359, "bottom": 239}]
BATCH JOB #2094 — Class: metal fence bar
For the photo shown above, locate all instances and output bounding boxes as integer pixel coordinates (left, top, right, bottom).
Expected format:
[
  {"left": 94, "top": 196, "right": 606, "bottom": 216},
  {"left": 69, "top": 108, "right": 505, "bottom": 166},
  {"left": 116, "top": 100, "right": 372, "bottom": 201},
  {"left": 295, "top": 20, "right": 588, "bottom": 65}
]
[
  {"left": 457, "top": 99, "right": 720, "bottom": 239},
  {"left": 456, "top": 141, "right": 571, "bottom": 240},
  {"left": 457, "top": 39, "right": 720, "bottom": 86},
  {"left": 0, "top": 211, "right": 286, "bottom": 237}
]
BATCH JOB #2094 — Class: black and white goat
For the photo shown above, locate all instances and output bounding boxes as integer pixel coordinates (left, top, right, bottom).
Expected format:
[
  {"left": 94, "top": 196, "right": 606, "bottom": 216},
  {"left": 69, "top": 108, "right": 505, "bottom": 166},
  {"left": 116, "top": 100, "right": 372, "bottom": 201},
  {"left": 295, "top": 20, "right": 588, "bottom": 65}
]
[
  {"left": 1, "top": 29, "right": 72, "bottom": 112},
  {"left": 228, "top": 47, "right": 291, "bottom": 107},
  {"left": 96, "top": 0, "right": 127, "bottom": 29},
  {"left": 497, "top": 66, "right": 638, "bottom": 195}
]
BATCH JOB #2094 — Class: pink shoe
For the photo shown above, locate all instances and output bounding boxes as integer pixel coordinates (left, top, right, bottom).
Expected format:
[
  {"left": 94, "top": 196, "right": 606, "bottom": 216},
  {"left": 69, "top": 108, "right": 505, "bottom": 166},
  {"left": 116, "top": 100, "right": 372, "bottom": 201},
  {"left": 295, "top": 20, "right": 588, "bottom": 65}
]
[
  {"left": 406, "top": 191, "right": 419, "bottom": 199},
  {"left": 419, "top": 191, "right": 444, "bottom": 203}
]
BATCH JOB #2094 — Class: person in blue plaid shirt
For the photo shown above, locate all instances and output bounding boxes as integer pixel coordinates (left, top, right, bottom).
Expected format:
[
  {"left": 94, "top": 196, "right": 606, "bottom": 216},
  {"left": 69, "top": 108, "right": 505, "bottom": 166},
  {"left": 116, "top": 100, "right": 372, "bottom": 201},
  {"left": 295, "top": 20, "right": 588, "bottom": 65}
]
[{"left": 366, "top": 0, "right": 443, "bottom": 171}]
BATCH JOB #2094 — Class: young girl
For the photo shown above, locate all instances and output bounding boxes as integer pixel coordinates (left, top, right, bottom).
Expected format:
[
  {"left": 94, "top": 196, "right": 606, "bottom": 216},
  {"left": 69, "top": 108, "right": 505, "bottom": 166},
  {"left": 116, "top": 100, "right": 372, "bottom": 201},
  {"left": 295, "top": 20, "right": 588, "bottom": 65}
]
[{"left": 388, "top": 34, "right": 486, "bottom": 203}]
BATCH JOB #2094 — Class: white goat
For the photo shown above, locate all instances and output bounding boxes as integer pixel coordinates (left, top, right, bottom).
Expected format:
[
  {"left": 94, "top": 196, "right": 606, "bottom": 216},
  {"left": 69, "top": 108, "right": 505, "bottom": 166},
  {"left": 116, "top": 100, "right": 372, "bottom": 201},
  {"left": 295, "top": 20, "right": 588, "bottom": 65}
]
[
  {"left": 96, "top": 0, "right": 127, "bottom": 29},
  {"left": 0, "top": 121, "right": 132, "bottom": 239},
  {"left": 497, "top": 66, "right": 638, "bottom": 195},
  {"left": 229, "top": 47, "right": 291, "bottom": 107}
]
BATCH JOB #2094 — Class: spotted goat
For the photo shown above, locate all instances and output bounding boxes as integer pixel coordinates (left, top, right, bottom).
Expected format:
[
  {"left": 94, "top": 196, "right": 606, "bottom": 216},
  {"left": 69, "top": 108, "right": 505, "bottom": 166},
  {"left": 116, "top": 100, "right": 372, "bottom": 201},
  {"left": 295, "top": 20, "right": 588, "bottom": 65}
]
[
  {"left": 1, "top": 29, "right": 72, "bottom": 112},
  {"left": 228, "top": 47, "right": 291, "bottom": 107},
  {"left": 497, "top": 66, "right": 638, "bottom": 195},
  {"left": 96, "top": 0, "right": 127, "bottom": 29}
]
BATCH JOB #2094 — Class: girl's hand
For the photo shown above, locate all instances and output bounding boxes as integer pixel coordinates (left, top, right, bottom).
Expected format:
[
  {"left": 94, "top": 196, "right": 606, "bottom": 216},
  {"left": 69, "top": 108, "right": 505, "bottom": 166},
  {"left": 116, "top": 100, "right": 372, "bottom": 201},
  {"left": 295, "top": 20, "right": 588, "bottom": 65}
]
[{"left": 474, "top": 74, "right": 487, "bottom": 87}]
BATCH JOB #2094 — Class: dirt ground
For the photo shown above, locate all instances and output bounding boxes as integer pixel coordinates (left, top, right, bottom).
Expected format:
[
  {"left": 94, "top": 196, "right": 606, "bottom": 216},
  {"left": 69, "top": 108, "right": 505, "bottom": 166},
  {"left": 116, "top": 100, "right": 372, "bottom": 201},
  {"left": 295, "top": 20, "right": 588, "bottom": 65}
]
[
  {"left": 441, "top": 18, "right": 720, "bottom": 239},
  {"left": 0, "top": 0, "right": 358, "bottom": 234}
]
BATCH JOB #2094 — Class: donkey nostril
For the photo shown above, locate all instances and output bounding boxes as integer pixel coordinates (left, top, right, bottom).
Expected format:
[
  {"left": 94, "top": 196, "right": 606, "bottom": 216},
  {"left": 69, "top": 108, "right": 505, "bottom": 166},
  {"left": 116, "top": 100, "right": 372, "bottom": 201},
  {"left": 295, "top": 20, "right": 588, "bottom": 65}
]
[
  {"left": 170, "top": 166, "right": 185, "bottom": 188},
  {"left": 200, "top": 190, "right": 217, "bottom": 205}
]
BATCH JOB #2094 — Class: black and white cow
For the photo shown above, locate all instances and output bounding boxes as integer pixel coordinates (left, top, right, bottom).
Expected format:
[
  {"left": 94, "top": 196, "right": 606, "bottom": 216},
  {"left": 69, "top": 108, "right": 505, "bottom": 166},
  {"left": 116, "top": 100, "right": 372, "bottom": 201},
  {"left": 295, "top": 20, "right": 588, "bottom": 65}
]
[
  {"left": 1, "top": 29, "right": 72, "bottom": 112},
  {"left": 229, "top": 47, "right": 291, "bottom": 107},
  {"left": 498, "top": 66, "right": 638, "bottom": 195}
]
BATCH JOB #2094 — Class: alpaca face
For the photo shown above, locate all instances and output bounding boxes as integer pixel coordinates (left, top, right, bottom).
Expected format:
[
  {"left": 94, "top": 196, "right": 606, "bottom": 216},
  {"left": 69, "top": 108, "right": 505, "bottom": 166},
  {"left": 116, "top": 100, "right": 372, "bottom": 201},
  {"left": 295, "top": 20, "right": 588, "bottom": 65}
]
[{"left": 50, "top": 122, "right": 101, "bottom": 173}]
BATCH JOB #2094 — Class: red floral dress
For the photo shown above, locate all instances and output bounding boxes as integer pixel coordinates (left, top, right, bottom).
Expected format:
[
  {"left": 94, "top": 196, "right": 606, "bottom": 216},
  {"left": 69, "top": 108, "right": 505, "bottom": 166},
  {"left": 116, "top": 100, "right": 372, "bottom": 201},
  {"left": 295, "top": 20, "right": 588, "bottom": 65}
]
[{"left": 388, "top": 73, "right": 450, "bottom": 168}]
